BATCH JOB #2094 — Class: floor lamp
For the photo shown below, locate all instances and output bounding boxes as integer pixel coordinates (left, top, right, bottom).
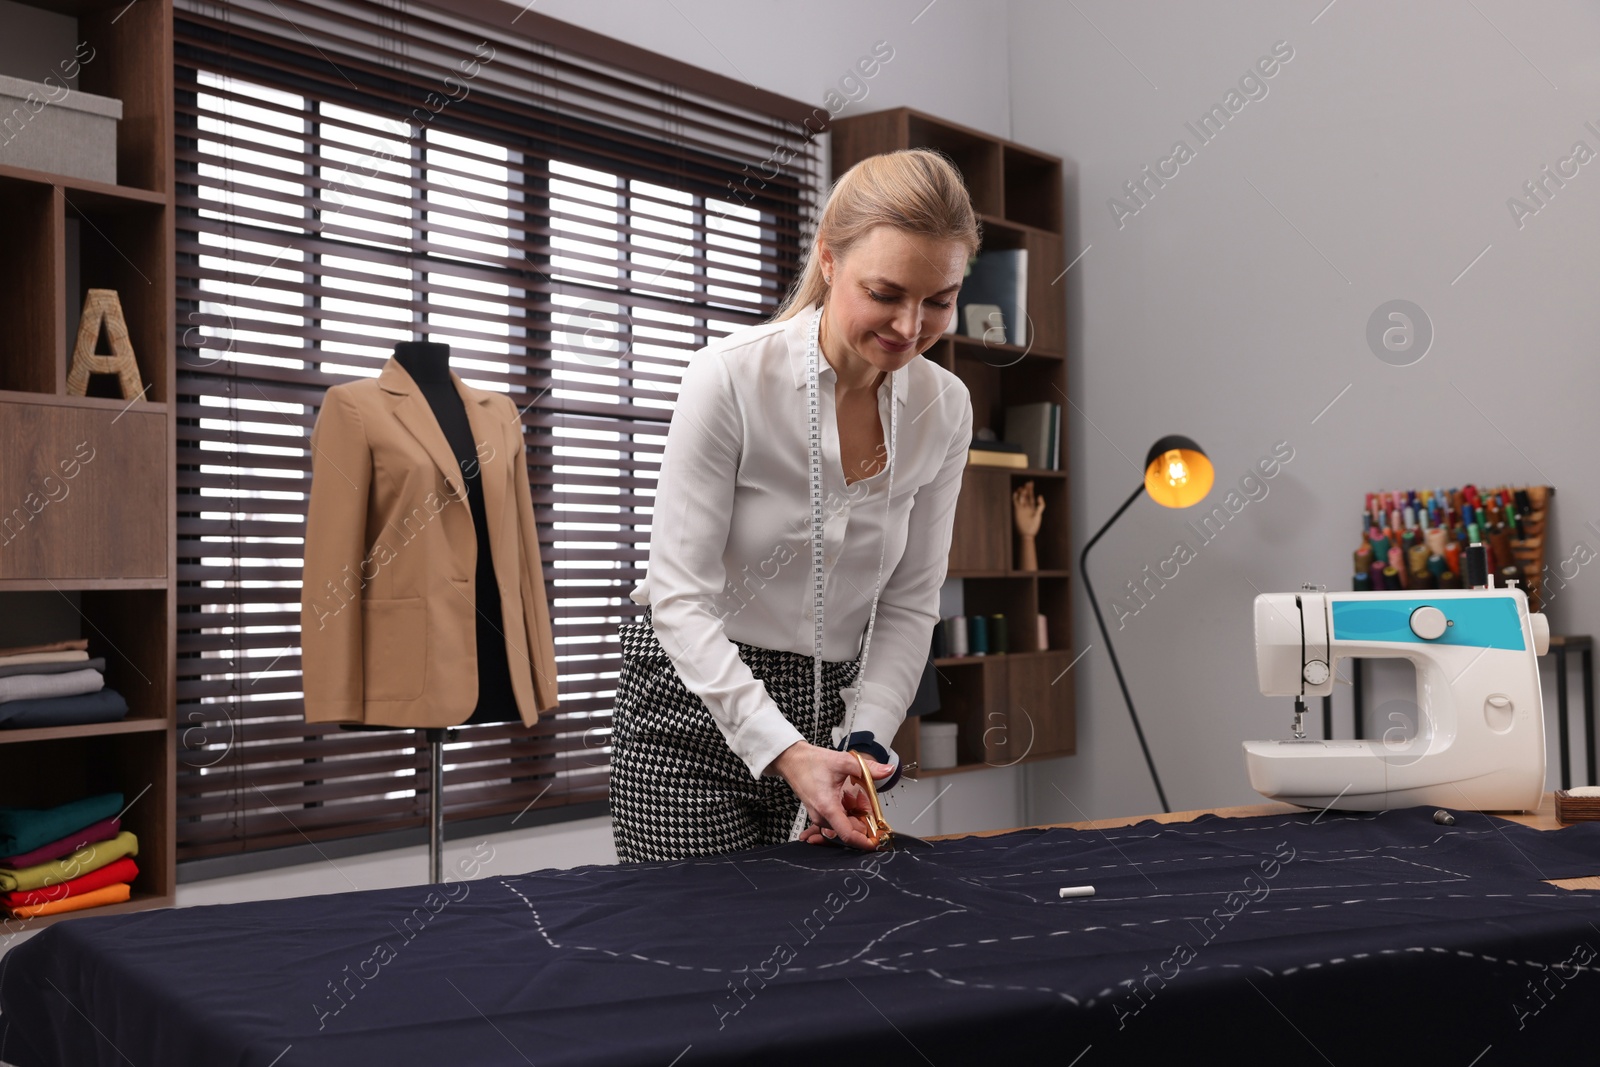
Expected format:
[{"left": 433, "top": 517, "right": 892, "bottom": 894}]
[{"left": 1079, "top": 435, "right": 1214, "bottom": 813}]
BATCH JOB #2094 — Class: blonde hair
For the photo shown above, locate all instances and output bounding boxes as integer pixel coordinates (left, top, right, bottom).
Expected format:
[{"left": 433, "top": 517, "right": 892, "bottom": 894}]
[{"left": 771, "top": 148, "right": 982, "bottom": 322}]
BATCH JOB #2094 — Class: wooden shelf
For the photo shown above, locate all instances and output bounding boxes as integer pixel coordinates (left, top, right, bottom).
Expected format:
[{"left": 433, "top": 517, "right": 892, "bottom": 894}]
[
  {"left": 0, "top": 161, "right": 167, "bottom": 207},
  {"left": 946, "top": 333, "right": 1064, "bottom": 361},
  {"left": 0, "top": 577, "right": 169, "bottom": 592},
  {"left": 11, "top": 0, "right": 148, "bottom": 19},
  {"left": 3, "top": 890, "right": 174, "bottom": 932},
  {"left": 934, "top": 650, "right": 1065, "bottom": 667},
  {"left": 910, "top": 759, "right": 1018, "bottom": 780},
  {"left": 0, "top": 0, "right": 177, "bottom": 928},
  {"left": 833, "top": 107, "right": 1076, "bottom": 782},
  {"left": 0, "top": 389, "right": 166, "bottom": 415},
  {"left": 957, "top": 469, "right": 1067, "bottom": 481},
  {"left": 976, "top": 211, "right": 1059, "bottom": 239},
  {"left": 0, "top": 717, "right": 170, "bottom": 746}
]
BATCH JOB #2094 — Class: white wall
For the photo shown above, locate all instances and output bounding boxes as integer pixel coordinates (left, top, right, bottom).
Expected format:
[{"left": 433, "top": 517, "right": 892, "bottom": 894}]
[
  {"left": 520, "top": 0, "right": 1012, "bottom": 139},
  {"left": 1010, "top": 0, "right": 1600, "bottom": 825}
]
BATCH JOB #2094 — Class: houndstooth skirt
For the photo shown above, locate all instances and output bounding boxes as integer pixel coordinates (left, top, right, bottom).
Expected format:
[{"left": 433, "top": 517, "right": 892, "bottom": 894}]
[{"left": 609, "top": 608, "right": 861, "bottom": 863}]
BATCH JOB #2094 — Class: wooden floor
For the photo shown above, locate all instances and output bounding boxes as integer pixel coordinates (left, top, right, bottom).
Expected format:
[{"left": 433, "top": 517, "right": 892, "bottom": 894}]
[{"left": 929, "top": 792, "right": 1600, "bottom": 890}]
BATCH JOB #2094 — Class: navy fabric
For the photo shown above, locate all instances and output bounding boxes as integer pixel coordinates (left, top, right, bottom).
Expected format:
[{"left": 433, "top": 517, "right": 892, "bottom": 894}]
[
  {"left": 0, "top": 688, "right": 127, "bottom": 729},
  {"left": 3, "top": 808, "right": 1600, "bottom": 1065}
]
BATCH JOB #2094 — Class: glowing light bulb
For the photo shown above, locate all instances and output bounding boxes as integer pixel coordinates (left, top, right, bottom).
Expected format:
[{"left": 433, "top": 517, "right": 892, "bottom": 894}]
[{"left": 1163, "top": 450, "right": 1188, "bottom": 487}]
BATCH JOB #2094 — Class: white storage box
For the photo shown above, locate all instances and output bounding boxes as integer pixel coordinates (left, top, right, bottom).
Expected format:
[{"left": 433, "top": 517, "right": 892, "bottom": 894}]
[
  {"left": 919, "top": 720, "right": 959, "bottom": 770},
  {"left": 0, "top": 73, "right": 122, "bottom": 184}
]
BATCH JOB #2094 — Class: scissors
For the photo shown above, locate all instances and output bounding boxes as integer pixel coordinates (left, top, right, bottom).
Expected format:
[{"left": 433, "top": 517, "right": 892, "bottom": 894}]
[{"left": 816, "top": 750, "right": 932, "bottom": 851}]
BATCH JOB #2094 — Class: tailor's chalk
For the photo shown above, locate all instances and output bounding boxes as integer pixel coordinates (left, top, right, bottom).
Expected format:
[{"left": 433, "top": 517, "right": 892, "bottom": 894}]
[{"left": 1058, "top": 886, "right": 1095, "bottom": 899}]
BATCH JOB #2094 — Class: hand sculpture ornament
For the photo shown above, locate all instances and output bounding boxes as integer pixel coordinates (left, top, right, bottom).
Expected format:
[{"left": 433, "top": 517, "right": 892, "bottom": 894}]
[{"left": 1013, "top": 480, "right": 1046, "bottom": 571}]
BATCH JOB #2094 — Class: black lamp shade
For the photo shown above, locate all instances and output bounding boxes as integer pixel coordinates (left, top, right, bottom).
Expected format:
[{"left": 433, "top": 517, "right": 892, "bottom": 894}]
[{"left": 1143, "top": 434, "right": 1213, "bottom": 509}]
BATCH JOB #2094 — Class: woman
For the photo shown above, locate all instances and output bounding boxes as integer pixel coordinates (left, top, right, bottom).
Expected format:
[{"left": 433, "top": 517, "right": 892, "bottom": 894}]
[{"left": 610, "top": 149, "right": 979, "bottom": 862}]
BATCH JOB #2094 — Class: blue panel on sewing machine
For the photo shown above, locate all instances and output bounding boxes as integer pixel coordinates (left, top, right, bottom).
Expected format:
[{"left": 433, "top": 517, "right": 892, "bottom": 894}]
[{"left": 1330, "top": 597, "right": 1524, "bottom": 650}]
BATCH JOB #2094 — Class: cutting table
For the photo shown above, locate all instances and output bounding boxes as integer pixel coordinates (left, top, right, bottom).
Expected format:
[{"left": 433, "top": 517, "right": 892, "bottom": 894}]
[{"left": 1, "top": 795, "right": 1597, "bottom": 1065}]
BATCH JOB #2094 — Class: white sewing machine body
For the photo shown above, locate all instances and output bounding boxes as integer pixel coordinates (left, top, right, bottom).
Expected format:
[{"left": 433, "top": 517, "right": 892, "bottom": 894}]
[{"left": 1244, "top": 588, "right": 1550, "bottom": 813}]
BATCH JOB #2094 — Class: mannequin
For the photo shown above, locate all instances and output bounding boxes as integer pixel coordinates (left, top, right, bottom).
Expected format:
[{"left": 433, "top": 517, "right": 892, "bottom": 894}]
[
  {"left": 391, "top": 341, "right": 519, "bottom": 725},
  {"left": 303, "top": 337, "right": 562, "bottom": 881}
]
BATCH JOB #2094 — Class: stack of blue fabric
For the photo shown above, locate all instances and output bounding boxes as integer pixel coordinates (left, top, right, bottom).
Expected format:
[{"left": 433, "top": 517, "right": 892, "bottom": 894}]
[{"left": 0, "top": 639, "right": 128, "bottom": 729}]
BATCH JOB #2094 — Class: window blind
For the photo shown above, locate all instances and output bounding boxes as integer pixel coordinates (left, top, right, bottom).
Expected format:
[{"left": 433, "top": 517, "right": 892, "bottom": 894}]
[{"left": 173, "top": 0, "right": 823, "bottom": 860}]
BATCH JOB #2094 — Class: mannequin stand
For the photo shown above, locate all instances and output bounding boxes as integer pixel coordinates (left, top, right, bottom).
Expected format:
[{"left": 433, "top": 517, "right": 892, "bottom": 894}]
[
  {"left": 341, "top": 723, "right": 455, "bottom": 883},
  {"left": 425, "top": 727, "right": 455, "bottom": 884}
]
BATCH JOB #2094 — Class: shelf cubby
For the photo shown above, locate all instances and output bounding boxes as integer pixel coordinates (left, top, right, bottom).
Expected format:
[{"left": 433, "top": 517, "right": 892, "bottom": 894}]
[
  {"left": 0, "top": 730, "right": 175, "bottom": 933},
  {"left": 0, "top": 178, "right": 61, "bottom": 395},
  {"left": 1002, "top": 144, "right": 1064, "bottom": 233}
]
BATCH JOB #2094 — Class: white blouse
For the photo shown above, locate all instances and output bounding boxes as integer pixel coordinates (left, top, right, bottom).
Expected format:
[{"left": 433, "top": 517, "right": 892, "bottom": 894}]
[{"left": 630, "top": 303, "right": 974, "bottom": 780}]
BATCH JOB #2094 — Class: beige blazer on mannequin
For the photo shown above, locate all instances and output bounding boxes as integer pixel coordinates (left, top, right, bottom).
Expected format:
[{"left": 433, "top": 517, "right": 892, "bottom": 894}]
[{"left": 299, "top": 358, "right": 560, "bottom": 727}]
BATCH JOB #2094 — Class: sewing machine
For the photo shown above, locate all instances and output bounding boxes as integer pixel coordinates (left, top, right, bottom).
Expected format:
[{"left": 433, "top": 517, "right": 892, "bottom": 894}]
[{"left": 1243, "top": 584, "right": 1550, "bottom": 812}]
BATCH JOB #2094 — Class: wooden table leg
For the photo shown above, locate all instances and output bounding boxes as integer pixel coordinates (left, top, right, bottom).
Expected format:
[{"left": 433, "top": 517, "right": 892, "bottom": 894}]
[
  {"left": 1556, "top": 644, "right": 1571, "bottom": 791},
  {"left": 1584, "top": 646, "right": 1595, "bottom": 787}
]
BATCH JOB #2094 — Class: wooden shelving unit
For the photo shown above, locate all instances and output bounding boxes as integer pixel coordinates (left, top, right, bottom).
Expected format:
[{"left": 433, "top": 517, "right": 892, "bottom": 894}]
[
  {"left": 829, "top": 107, "right": 1075, "bottom": 778},
  {"left": 0, "top": 0, "right": 175, "bottom": 928}
]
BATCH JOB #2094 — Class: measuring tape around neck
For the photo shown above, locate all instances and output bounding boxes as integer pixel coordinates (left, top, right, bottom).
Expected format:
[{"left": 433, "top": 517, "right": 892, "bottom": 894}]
[{"left": 790, "top": 302, "right": 899, "bottom": 839}]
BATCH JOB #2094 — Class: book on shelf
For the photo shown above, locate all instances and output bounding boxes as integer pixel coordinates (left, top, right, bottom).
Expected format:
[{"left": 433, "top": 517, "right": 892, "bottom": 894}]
[
  {"left": 969, "top": 436, "right": 1029, "bottom": 469},
  {"left": 1002, "top": 402, "right": 1060, "bottom": 470},
  {"left": 957, "top": 249, "right": 1028, "bottom": 347},
  {"left": 969, "top": 449, "right": 1029, "bottom": 469},
  {"left": 1048, "top": 402, "right": 1060, "bottom": 470}
]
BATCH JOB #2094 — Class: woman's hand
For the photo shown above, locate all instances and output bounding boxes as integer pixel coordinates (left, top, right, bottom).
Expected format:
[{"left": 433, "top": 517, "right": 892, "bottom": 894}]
[{"left": 770, "top": 741, "right": 893, "bottom": 850}]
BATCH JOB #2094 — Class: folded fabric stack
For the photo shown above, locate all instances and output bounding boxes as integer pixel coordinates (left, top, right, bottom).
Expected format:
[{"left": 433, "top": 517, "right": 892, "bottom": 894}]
[
  {"left": 0, "top": 792, "right": 139, "bottom": 918},
  {"left": 0, "top": 638, "right": 128, "bottom": 729}
]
